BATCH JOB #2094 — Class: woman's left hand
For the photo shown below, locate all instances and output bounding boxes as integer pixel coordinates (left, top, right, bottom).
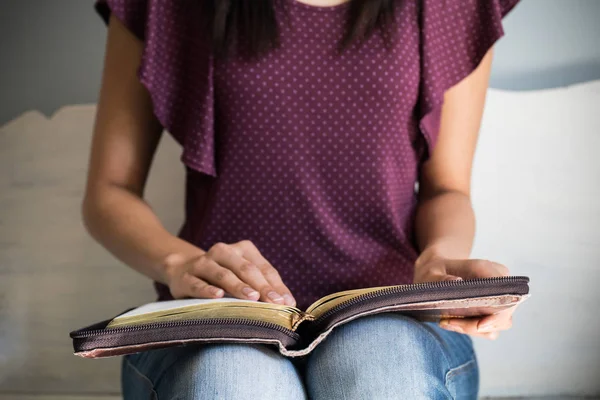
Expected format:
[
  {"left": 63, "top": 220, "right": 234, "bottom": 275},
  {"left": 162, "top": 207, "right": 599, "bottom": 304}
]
[{"left": 413, "top": 257, "right": 515, "bottom": 340}]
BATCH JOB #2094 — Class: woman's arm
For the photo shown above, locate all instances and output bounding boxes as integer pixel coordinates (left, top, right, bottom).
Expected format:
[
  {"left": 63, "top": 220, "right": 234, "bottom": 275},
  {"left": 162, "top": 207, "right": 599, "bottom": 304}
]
[
  {"left": 83, "top": 14, "right": 198, "bottom": 284},
  {"left": 414, "top": 47, "right": 491, "bottom": 265},
  {"left": 82, "top": 15, "right": 295, "bottom": 306},
  {"left": 413, "top": 48, "right": 513, "bottom": 339}
]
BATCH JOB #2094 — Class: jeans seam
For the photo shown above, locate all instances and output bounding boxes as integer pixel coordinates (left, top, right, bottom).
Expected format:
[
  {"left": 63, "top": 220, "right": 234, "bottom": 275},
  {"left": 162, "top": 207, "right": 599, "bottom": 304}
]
[
  {"left": 414, "top": 318, "right": 453, "bottom": 369},
  {"left": 417, "top": 320, "right": 477, "bottom": 398},
  {"left": 445, "top": 358, "right": 477, "bottom": 381},
  {"left": 124, "top": 356, "right": 159, "bottom": 400},
  {"left": 422, "top": 323, "right": 477, "bottom": 376}
]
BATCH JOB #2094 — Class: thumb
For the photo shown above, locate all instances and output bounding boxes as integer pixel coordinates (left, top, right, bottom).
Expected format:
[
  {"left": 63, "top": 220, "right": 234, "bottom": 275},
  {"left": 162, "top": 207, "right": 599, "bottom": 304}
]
[
  {"left": 420, "top": 270, "right": 464, "bottom": 283},
  {"left": 445, "top": 259, "right": 510, "bottom": 279},
  {"left": 415, "top": 257, "right": 464, "bottom": 283}
]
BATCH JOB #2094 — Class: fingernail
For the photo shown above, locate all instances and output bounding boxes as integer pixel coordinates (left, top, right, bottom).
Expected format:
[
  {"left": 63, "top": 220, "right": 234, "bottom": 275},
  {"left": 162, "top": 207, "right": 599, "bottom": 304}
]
[
  {"left": 268, "top": 291, "right": 284, "bottom": 303},
  {"left": 242, "top": 287, "right": 260, "bottom": 300},
  {"left": 489, "top": 332, "right": 500, "bottom": 340},
  {"left": 211, "top": 287, "right": 224, "bottom": 297},
  {"left": 283, "top": 294, "right": 296, "bottom": 306},
  {"left": 440, "top": 320, "right": 464, "bottom": 333},
  {"left": 445, "top": 276, "right": 463, "bottom": 281},
  {"left": 478, "top": 322, "right": 496, "bottom": 333}
]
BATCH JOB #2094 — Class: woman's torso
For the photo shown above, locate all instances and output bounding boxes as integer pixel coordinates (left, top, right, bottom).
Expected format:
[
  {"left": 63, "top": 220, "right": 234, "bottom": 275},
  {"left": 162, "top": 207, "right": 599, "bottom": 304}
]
[{"left": 152, "top": 0, "right": 425, "bottom": 310}]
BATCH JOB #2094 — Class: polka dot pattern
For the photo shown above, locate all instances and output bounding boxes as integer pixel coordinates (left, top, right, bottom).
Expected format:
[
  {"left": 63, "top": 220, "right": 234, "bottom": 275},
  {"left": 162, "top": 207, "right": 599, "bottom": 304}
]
[
  {"left": 95, "top": 0, "right": 519, "bottom": 310},
  {"left": 418, "top": 0, "right": 519, "bottom": 154}
]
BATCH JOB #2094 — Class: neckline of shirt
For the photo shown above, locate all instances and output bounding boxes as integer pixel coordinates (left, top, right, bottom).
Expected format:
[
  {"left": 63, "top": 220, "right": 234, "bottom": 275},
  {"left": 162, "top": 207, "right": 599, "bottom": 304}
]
[{"left": 287, "top": 0, "right": 350, "bottom": 13}]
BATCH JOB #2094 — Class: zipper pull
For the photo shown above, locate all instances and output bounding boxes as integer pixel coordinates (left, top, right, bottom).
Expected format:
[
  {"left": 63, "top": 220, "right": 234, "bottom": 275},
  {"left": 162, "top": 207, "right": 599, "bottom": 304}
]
[{"left": 291, "top": 311, "right": 315, "bottom": 331}]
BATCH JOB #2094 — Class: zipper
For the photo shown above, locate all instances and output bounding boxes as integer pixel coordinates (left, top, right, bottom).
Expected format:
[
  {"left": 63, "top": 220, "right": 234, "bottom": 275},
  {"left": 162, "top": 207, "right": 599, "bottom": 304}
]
[
  {"left": 291, "top": 310, "right": 316, "bottom": 331},
  {"left": 71, "top": 317, "right": 299, "bottom": 340},
  {"left": 311, "top": 276, "right": 529, "bottom": 331},
  {"left": 72, "top": 277, "right": 528, "bottom": 345}
]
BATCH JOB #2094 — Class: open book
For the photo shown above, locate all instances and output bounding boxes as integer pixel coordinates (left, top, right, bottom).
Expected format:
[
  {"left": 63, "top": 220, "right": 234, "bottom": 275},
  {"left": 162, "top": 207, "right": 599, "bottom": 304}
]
[{"left": 70, "top": 276, "right": 530, "bottom": 358}]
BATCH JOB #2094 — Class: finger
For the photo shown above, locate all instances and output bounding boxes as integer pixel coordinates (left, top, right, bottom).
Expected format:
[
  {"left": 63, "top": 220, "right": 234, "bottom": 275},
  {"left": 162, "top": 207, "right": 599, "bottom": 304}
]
[
  {"left": 213, "top": 250, "right": 274, "bottom": 296},
  {"left": 256, "top": 262, "right": 297, "bottom": 307},
  {"left": 440, "top": 314, "right": 512, "bottom": 336},
  {"left": 413, "top": 258, "right": 447, "bottom": 283},
  {"left": 232, "top": 260, "right": 288, "bottom": 305},
  {"left": 420, "top": 273, "right": 464, "bottom": 284},
  {"left": 180, "top": 273, "right": 225, "bottom": 299},
  {"left": 445, "top": 259, "right": 510, "bottom": 279},
  {"left": 233, "top": 240, "right": 296, "bottom": 306},
  {"left": 476, "top": 309, "right": 514, "bottom": 333},
  {"left": 439, "top": 317, "right": 479, "bottom": 335},
  {"left": 470, "top": 331, "right": 500, "bottom": 340},
  {"left": 194, "top": 258, "right": 262, "bottom": 301},
  {"left": 440, "top": 318, "right": 500, "bottom": 340},
  {"left": 414, "top": 267, "right": 463, "bottom": 284},
  {"left": 441, "top": 274, "right": 464, "bottom": 282}
]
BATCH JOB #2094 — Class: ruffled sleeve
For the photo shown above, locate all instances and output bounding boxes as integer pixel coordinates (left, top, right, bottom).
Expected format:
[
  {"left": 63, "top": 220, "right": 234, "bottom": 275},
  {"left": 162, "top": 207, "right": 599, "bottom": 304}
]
[
  {"left": 95, "top": 0, "right": 218, "bottom": 177},
  {"left": 417, "top": 0, "right": 519, "bottom": 159}
]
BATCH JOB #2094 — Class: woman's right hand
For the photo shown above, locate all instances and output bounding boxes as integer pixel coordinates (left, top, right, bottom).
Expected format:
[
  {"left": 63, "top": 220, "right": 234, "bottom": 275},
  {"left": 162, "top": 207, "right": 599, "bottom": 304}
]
[{"left": 164, "top": 240, "right": 296, "bottom": 307}]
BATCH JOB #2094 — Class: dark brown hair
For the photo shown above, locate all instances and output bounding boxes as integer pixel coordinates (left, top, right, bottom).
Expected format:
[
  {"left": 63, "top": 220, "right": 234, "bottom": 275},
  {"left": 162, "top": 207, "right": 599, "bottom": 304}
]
[{"left": 201, "top": 0, "right": 397, "bottom": 59}]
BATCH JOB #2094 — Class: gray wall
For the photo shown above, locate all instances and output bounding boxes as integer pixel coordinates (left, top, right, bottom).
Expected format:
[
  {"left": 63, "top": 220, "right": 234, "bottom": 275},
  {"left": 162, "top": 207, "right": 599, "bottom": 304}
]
[
  {"left": 0, "top": 1, "right": 106, "bottom": 126},
  {"left": 492, "top": 0, "right": 600, "bottom": 90},
  {"left": 1, "top": 1, "right": 600, "bottom": 398},
  {"left": 0, "top": 0, "right": 600, "bottom": 126}
]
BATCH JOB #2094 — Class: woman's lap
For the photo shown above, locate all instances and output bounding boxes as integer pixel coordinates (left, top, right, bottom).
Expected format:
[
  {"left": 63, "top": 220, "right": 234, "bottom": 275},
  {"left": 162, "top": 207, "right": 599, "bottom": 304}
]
[
  {"left": 304, "top": 314, "right": 479, "bottom": 399},
  {"left": 122, "top": 342, "right": 307, "bottom": 399},
  {"left": 122, "top": 314, "right": 478, "bottom": 400}
]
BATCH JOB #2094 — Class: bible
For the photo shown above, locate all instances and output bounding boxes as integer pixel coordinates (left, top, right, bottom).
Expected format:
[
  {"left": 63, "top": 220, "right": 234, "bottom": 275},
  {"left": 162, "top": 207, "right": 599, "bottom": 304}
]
[{"left": 70, "top": 276, "right": 530, "bottom": 358}]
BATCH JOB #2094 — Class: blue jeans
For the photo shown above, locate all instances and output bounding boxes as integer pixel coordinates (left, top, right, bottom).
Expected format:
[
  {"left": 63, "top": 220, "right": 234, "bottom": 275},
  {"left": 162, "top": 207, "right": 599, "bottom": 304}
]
[{"left": 122, "top": 314, "right": 479, "bottom": 399}]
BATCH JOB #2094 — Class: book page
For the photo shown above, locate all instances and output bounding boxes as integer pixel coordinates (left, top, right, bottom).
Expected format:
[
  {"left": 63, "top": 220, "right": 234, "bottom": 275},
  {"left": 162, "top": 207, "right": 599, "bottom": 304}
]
[
  {"left": 306, "top": 285, "right": 403, "bottom": 318},
  {"left": 115, "top": 298, "right": 258, "bottom": 320},
  {"left": 107, "top": 297, "right": 303, "bottom": 330}
]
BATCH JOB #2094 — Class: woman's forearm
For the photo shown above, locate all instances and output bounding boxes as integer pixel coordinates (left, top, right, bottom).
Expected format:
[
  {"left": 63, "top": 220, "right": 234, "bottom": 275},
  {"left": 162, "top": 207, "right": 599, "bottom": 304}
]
[
  {"left": 412, "top": 48, "right": 493, "bottom": 270},
  {"left": 82, "top": 184, "right": 205, "bottom": 284},
  {"left": 414, "top": 190, "right": 475, "bottom": 268}
]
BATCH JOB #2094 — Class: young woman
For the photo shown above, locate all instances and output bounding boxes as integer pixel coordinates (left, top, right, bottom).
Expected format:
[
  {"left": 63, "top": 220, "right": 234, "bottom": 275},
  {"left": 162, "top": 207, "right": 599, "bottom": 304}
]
[{"left": 85, "top": 0, "right": 520, "bottom": 398}]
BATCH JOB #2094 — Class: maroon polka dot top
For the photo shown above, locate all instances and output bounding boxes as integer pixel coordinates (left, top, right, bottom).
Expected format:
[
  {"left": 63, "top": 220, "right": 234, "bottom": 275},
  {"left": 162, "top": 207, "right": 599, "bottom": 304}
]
[{"left": 95, "top": 0, "right": 519, "bottom": 310}]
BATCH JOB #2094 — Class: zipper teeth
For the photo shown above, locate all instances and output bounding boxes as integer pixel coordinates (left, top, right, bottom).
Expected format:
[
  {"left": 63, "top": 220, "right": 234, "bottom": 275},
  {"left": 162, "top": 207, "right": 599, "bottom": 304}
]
[
  {"left": 72, "top": 317, "right": 297, "bottom": 339},
  {"left": 313, "top": 276, "right": 529, "bottom": 326},
  {"left": 74, "top": 277, "right": 528, "bottom": 339}
]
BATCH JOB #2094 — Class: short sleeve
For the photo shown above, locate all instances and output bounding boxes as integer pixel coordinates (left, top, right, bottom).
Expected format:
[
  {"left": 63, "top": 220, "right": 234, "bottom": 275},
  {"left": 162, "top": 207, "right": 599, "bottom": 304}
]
[
  {"left": 95, "top": 0, "right": 218, "bottom": 177},
  {"left": 417, "top": 0, "right": 520, "bottom": 159}
]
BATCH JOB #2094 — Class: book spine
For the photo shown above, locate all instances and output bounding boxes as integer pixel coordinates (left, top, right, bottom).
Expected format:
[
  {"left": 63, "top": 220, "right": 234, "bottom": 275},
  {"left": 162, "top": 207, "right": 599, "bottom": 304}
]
[{"left": 291, "top": 311, "right": 315, "bottom": 331}]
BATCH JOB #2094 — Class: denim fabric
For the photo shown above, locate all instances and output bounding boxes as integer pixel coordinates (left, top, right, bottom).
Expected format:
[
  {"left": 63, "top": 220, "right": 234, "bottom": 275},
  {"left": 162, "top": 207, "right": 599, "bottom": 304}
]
[{"left": 122, "top": 314, "right": 478, "bottom": 399}]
